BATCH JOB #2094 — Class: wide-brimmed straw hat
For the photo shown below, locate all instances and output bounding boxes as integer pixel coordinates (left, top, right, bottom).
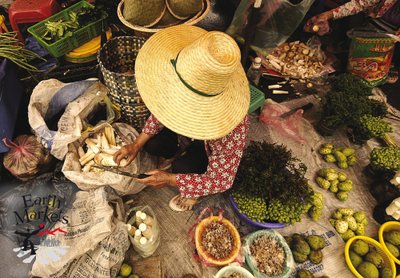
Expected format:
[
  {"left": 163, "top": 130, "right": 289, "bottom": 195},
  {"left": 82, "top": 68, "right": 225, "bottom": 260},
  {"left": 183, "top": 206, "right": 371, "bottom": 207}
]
[{"left": 135, "top": 25, "right": 250, "bottom": 140}]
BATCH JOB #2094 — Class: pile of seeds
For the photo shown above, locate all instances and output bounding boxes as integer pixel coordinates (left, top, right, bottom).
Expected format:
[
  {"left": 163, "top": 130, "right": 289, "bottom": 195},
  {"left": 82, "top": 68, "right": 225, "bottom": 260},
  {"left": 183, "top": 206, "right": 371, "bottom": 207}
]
[
  {"left": 201, "top": 222, "right": 233, "bottom": 259},
  {"left": 250, "top": 235, "right": 285, "bottom": 276},
  {"left": 223, "top": 272, "right": 244, "bottom": 278}
]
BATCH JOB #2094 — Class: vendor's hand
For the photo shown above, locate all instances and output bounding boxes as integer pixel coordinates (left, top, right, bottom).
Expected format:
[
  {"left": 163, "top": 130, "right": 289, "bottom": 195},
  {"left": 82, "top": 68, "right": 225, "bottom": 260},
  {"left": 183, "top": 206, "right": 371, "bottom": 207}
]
[
  {"left": 113, "top": 143, "right": 140, "bottom": 166},
  {"left": 304, "top": 12, "right": 332, "bottom": 36},
  {"left": 137, "top": 169, "right": 176, "bottom": 188}
]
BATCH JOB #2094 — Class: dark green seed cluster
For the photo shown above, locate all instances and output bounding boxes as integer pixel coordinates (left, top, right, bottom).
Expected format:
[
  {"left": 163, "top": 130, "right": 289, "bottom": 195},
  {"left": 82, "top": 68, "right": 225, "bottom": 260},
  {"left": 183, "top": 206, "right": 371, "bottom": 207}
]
[{"left": 233, "top": 193, "right": 308, "bottom": 224}]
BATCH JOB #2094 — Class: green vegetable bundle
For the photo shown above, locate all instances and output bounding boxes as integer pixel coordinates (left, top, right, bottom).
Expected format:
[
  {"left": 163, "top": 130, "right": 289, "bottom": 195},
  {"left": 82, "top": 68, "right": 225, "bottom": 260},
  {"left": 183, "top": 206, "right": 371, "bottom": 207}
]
[
  {"left": 354, "top": 115, "right": 396, "bottom": 146},
  {"left": 370, "top": 146, "right": 400, "bottom": 174},
  {"left": 330, "top": 73, "right": 372, "bottom": 97},
  {"left": 317, "top": 73, "right": 387, "bottom": 136},
  {"left": 232, "top": 141, "right": 313, "bottom": 223},
  {"left": 0, "top": 32, "right": 43, "bottom": 72}
]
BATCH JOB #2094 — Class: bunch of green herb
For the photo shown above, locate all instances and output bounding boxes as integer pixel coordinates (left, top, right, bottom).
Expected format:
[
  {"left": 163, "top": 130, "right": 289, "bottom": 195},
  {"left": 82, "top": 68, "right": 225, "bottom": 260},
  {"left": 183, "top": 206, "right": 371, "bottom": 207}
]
[
  {"left": 354, "top": 114, "right": 396, "bottom": 146},
  {"left": 42, "top": 11, "right": 80, "bottom": 42},
  {"left": 0, "top": 32, "right": 43, "bottom": 72},
  {"left": 317, "top": 75, "right": 387, "bottom": 136},
  {"left": 370, "top": 146, "right": 400, "bottom": 174},
  {"left": 232, "top": 141, "right": 312, "bottom": 223},
  {"left": 330, "top": 73, "right": 372, "bottom": 96}
]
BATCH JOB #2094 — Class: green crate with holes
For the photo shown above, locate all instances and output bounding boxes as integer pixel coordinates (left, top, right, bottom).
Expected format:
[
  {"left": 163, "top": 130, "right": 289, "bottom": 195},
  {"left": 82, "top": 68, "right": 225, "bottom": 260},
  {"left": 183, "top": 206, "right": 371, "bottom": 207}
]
[{"left": 249, "top": 85, "right": 265, "bottom": 113}]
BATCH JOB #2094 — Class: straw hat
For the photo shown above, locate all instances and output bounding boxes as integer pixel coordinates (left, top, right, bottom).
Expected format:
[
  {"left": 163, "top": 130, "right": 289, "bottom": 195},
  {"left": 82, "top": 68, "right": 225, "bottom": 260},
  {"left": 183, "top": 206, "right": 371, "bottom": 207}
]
[
  {"left": 123, "top": 0, "right": 166, "bottom": 27},
  {"left": 135, "top": 25, "right": 250, "bottom": 140}
]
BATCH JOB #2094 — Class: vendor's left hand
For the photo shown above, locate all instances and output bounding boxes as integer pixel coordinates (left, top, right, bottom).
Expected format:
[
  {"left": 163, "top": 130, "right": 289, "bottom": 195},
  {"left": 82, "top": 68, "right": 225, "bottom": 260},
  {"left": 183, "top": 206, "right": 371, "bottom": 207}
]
[{"left": 137, "top": 169, "right": 176, "bottom": 188}]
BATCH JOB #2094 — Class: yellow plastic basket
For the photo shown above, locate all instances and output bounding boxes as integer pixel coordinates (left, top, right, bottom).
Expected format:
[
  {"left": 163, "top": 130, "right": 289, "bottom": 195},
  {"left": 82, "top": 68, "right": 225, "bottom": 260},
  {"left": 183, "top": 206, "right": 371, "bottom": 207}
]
[
  {"left": 344, "top": 235, "right": 396, "bottom": 278},
  {"left": 379, "top": 221, "right": 400, "bottom": 265}
]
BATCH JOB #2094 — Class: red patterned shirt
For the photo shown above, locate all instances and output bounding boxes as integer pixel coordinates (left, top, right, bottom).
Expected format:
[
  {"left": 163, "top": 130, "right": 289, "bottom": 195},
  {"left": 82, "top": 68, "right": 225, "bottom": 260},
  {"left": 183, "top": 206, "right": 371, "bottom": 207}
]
[
  {"left": 332, "top": 0, "right": 397, "bottom": 19},
  {"left": 142, "top": 114, "right": 249, "bottom": 198}
]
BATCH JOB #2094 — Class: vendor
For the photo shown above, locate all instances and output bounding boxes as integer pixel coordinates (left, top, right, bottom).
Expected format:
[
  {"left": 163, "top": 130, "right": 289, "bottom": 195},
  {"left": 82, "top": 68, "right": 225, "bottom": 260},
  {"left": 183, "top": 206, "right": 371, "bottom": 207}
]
[
  {"left": 114, "top": 25, "right": 250, "bottom": 212},
  {"left": 304, "top": 0, "right": 399, "bottom": 36}
]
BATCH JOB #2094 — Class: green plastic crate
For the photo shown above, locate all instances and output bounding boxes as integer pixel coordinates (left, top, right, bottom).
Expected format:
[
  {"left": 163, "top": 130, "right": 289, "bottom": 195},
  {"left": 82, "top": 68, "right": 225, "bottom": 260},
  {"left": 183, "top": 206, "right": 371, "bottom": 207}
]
[
  {"left": 249, "top": 84, "right": 265, "bottom": 114},
  {"left": 27, "top": 1, "right": 107, "bottom": 58}
]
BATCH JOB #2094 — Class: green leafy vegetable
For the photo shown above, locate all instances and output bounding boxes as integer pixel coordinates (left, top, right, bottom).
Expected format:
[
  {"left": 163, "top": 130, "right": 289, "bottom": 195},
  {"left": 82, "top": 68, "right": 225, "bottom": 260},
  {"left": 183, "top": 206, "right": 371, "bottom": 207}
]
[{"left": 232, "top": 141, "right": 312, "bottom": 223}]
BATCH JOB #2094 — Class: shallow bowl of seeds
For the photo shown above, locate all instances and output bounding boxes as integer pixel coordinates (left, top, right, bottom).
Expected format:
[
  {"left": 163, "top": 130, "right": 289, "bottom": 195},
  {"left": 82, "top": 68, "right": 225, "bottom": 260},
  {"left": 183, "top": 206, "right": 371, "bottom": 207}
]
[
  {"left": 195, "top": 216, "right": 241, "bottom": 266},
  {"left": 244, "top": 229, "right": 294, "bottom": 278}
]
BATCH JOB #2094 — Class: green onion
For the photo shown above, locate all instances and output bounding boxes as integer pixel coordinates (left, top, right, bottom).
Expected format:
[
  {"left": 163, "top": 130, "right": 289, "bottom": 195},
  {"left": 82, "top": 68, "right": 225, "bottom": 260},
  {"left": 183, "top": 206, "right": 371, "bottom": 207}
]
[{"left": 0, "top": 32, "right": 45, "bottom": 72}]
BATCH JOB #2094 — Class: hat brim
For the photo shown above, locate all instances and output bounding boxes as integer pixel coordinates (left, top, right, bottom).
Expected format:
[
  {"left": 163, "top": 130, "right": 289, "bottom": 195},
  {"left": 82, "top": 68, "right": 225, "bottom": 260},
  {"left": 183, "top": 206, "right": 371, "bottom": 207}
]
[{"left": 135, "top": 25, "right": 250, "bottom": 140}]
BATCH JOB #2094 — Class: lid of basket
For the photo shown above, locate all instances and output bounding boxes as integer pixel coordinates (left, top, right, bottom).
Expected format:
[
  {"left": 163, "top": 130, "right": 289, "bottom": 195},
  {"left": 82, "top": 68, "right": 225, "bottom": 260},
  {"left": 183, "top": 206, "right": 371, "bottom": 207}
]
[
  {"left": 166, "top": 0, "right": 203, "bottom": 20},
  {"left": 123, "top": 0, "right": 166, "bottom": 27}
]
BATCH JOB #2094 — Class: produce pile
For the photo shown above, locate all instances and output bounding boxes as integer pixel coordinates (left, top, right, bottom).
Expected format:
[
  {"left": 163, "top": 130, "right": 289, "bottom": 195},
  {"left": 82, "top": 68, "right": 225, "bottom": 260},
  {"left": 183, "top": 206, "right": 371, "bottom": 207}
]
[
  {"left": 0, "top": 32, "right": 43, "bottom": 72},
  {"left": 318, "top": 143, "right": 357, "bottom": 169},
  {"left": 370, "top": 146, "right": 400, "bottom": 175},
  {"left": 249, "top": 234, "right": 286, "bottom": 276},
  {"left": 117, "top": 263, "right": 139, "bottom": 278},
  {"left": 285, "top": 234, "right": 326, "bottom": 264},
  {"left": 42, "top": 6, "right": 103, "bottom": 43},
  {"left": 78, "top": 126, "right": 127, "bottom": 172},
  {"left": 349, "top": 239, "right": 392, "bottom": 278},
  {"left": 266, "top": 41, "right": 326, "bottom": 79},
  {"left": 382, "top": 230, "right": 400, "bottom": 260},
  {"left": 355, "top": 115, "right": 395, "bottom": 146},
  {"left": 329, "top": 208, "right": 368, "bottom": 241},
  {"left": 232, "top": 141, "right": 314, "bottom": 224},
  {"left": 317, "top": 74, "right": 387, "bottom": 136},
  {"left": 296, "top": 269, "right": 329, "bottom": 278},
  {"left": 315, "top": 168, "right": 353, "bottom": 201},
  {"left": 201, "top": 222, "right": 234, "bottom": 260}
]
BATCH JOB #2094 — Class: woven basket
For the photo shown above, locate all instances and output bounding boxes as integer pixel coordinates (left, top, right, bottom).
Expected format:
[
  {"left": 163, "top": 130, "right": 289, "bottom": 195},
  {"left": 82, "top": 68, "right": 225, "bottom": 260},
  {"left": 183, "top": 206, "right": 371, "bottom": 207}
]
[
  {"left": 97, "top": 36, "right": 149, "bottom": 131},
  {"left": 117, "top": 0, "right": 210, "bottom": 38}
]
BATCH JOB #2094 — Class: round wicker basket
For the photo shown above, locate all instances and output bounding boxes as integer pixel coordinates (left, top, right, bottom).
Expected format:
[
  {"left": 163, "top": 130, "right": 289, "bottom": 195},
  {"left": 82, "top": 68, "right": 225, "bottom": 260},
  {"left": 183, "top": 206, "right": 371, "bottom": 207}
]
[{"left": 117, "top": 0, "right": 210, "bottom": 37}]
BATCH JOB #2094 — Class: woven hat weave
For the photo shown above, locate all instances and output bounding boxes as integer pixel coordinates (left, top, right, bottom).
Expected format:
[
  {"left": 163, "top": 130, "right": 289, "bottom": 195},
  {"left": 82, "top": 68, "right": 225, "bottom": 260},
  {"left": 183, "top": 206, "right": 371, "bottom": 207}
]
[{"left": 135, "top": 25, "right": 250, "bottom": 140}]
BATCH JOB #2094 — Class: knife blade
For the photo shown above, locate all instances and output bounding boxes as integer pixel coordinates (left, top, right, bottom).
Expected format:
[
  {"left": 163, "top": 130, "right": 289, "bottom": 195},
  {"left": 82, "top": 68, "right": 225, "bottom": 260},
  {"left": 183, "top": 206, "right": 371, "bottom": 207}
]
[{"left": 91, "top": 165, "right": 150, "bottom": 179}]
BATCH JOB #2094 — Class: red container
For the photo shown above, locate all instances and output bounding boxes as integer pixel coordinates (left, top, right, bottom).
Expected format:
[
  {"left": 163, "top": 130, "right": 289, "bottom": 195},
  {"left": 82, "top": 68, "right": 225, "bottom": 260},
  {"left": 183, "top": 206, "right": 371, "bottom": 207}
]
[{"left": 8, "top": 0, "right": 60, "bottom": 41}]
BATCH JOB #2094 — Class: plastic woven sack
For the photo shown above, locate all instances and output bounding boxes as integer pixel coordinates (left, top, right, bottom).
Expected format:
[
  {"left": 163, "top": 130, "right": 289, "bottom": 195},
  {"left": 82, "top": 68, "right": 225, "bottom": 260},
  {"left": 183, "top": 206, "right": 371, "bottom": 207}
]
[
  {"left": 125, "top": 205, "right": 160, "bottom": 258},
  {"left": 226, "top": 0, "right": 314, "bottom": 54},
  {"left": 0, "top": 170, "right": 77, "bottom": 246},
  {"left": 28, "top": 79, "right": 117, "bottom": 160}
]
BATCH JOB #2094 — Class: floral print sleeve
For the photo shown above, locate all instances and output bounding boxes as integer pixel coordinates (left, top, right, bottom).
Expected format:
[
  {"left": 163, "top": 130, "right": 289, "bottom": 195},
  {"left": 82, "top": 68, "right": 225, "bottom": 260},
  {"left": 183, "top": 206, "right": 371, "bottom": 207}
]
[
  {"left": 142, "top": 114, "right": 163, "bottom": 138},
  {"left": 175, "top": 116, "right": 249, "bottom": 198},
  {"left": 332, "top": 0, "right": 396, "bottom": 19}
]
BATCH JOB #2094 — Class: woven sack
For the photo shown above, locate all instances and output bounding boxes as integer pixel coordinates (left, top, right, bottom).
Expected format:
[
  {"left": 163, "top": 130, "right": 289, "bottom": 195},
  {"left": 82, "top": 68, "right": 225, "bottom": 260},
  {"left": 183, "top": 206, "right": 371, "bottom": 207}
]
[
  {"left": 123, "top": 0, "right": 166, "bottom": 27},
  {"left": 98, "top": 36, "right": 150, "bottom": 131},
  {"left": 166, "top": 0, "right": 203, "bottom": 20}
]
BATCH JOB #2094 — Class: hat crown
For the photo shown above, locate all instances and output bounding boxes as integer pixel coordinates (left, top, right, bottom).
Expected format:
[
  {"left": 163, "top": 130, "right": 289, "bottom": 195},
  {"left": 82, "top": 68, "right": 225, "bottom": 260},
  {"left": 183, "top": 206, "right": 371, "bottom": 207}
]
[{"left": 175, "top": 31, "right": 241, "bottom": 96}]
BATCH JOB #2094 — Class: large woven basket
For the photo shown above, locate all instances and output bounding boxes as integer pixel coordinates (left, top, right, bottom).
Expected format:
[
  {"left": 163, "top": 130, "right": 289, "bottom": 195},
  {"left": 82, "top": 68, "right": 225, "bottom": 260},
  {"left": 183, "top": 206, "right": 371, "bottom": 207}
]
[
  {"left": 97, "top": 36, "right": 149, "bottom": 131},
  {"left": 117, "top": 0, "right": 210, "bottom": 38}
]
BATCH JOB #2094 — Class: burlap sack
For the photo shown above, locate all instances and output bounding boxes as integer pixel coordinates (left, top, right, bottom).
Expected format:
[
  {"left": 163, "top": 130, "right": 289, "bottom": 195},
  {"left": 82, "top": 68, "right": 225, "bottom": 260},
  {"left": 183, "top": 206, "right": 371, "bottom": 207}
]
[
  {"left": 31, "top": 187, "right": 129, "bottom": 277},
  {"left": 62, "top": 122, "right": 146, "bottom": 195},
  {"left": 28, "top": 79, "right": 116, "bottom": 160}
]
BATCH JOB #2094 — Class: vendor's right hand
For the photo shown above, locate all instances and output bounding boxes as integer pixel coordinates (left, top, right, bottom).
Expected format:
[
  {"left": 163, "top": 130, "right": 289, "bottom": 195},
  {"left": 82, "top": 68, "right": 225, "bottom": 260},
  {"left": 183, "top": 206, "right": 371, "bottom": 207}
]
[
  {"left": 113, "top": 143, "right": 140, "bottom": 166},
  {"left": 304, "top": 12, "right": 331, "bottom": 36}
]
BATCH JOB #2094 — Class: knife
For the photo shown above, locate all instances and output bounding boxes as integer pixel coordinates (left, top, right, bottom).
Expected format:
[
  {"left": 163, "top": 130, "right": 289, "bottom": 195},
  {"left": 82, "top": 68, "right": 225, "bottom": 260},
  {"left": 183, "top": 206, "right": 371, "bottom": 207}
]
[{"left": 91, "top": 165, "right": 150, "bottom": 179}]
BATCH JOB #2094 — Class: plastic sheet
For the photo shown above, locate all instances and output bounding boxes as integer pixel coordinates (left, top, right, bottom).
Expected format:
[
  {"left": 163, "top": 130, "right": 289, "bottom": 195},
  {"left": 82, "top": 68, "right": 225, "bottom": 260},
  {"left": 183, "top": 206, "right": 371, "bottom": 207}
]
[
  {"left": 259, "top": 99, "right": 306, "bottom": 144},
  {"left": 227, "top": 0, "right": 314, "bottom": 54}
]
